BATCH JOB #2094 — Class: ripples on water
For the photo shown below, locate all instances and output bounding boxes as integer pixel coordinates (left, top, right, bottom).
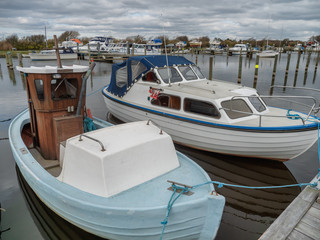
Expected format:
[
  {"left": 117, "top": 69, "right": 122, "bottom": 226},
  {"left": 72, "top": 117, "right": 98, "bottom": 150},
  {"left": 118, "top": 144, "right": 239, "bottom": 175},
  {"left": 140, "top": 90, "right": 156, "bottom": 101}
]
[{"left": 0, "top": 53, "right": 319, "bottom": 239}]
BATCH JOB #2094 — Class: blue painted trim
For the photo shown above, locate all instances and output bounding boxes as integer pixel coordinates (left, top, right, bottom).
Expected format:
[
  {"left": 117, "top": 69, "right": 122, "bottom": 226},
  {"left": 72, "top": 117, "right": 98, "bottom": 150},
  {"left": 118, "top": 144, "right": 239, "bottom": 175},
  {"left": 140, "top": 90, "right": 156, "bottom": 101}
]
[{"left": 102, "top": 88, "right": 318, "bottom": 132}]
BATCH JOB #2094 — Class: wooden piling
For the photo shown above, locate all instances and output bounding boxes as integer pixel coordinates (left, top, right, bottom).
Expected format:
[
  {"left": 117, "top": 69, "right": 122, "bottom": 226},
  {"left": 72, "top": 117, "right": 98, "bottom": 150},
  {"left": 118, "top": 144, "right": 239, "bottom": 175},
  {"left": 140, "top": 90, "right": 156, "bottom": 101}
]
[
  {"left": 195, "top": 54, "right": 198, "bottom": 65},
  {"left": 237, "top": 49, "right": 243, "bottom": 84},
  {"left": 293, "top": 47, "right": 302, "bottom": 86},
  {"left": 126, "top": 42, "right": 130, "bottom": 55},
  {"left": 144, "top": 45, "right": 147, "bottom": 55},
  {"left": 5, "top": 53, "right": 9, "bottom": 67},
  {"left": 209, "top": 57, "right": 213, "bottom": 80},
  {"left": 283, "top": 52, "right": 291, "bottom": 91},
  {"left": 270, "top": 55, "right": 278, "bottom": 95},
  {"left": 253, "top": 55, "right": 260, "bottom": 88},
  {"left": 305, "top": 50, "right": 312, "bottom": 72},
  {"left": 17, "top": 53, "right": 23, "bottom": 67},
  {"left": 132, "top": 44, "right": 135, "bottom": 56},
  {"left": 7, "top": 52, "right": 13, "bottom": 69},
  {"left": 313, "top": 51, "right": 320, "bottom": 83}
]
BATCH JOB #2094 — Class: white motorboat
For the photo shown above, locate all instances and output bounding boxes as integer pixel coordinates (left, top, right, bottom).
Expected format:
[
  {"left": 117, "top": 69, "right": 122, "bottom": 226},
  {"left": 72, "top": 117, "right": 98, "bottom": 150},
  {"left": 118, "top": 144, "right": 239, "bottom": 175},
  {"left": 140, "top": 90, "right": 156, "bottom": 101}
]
[
  {"left": 103, "top": 55, "right": 320, "bottom": 161},
  {"left": 257, "top": 50, "right": 279, "bottom": 58},
  {"left": 10, "top": 62, "right": 225, "bottom": 240},
  {"left": 229, "top": 44, "right": 247, "bottom": 55},
  {"left": 29, "top": 48, "right": 77, "bottom": 61}
]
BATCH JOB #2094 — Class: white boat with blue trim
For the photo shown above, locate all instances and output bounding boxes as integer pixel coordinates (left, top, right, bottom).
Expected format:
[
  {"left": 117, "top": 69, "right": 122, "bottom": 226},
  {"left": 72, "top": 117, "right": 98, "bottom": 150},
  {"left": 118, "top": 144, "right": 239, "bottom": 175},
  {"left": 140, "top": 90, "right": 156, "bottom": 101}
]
[
  {"left": 103, "top": 55, "right": 320, "bottom": 161},
  {"left": 9, "top": 63, "right": 225, "bottom": 239}
]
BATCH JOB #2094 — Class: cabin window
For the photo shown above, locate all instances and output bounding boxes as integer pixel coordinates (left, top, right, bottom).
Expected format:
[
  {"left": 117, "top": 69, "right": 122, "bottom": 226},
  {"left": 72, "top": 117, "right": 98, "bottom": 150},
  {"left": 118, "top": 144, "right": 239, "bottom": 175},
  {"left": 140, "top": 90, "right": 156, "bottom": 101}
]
[
  {"left": 116, "top": 66, "right": 127, "bottom": 88},
  {"left": 221, "top": 99, "right": 253, "bottom": 119},
  {"left": 34, "top": 79, "right": 44, "bottom": 100},
  {"left": 248, "top": 96, "right": 266, "bottom": 112},
  {"left": 51, "top": 78, "right": 78, "bottom": 100},
  {"left": 178, "top": 66, "right": 197, "bottom": 80},
  {"left": 191, "top": 65, "right": 205, "bottom": 79},
  {"left": 151, "top": 93, "right": 181, "bottom": 110},
  {"left": 184, "top": 98, "right": 220, "bottom": 118},
  {"left": 131, "top": 61, "right": 147, "bottom": 80},
  {"left": 158, "top": 67, "right": 182, "bottom": 84}
]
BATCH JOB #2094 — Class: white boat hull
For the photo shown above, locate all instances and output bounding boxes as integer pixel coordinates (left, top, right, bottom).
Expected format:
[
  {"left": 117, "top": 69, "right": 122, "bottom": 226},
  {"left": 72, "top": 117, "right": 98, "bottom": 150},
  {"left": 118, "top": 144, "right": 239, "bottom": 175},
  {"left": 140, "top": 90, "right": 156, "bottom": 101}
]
[
  {"left": 104, "top": 93, "right": 318, "bottom": 161},
  {"left": 29, "top": 53, "right": 78, "bottom": 61}
]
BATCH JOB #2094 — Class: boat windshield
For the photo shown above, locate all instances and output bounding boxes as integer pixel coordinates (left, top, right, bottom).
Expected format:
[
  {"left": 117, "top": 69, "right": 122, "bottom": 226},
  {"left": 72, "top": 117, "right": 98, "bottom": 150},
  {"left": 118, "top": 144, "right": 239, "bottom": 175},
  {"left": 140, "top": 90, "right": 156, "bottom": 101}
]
[
  {"left": 178, "top": 66, "right": 198, "bottom": 80},
  {"left": 191, "top": 65, "right": 205, "bottom": 79},
  {"left": 248, "top": 96, "right": 266, "bottom": 112},
  {"left": 157, "top": 67, "right": 183, "bottom": 83}
]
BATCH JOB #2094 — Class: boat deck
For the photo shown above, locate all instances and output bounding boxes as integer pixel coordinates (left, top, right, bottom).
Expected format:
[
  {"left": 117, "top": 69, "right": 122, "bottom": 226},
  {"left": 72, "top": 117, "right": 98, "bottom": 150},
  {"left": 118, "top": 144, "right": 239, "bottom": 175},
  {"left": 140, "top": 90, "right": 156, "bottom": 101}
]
[
  {"left": 259, "top": 176, "right": 320, "bottom": 240},
  {"left": 29, "top": 148, "right": 62, "bottom": 177}
]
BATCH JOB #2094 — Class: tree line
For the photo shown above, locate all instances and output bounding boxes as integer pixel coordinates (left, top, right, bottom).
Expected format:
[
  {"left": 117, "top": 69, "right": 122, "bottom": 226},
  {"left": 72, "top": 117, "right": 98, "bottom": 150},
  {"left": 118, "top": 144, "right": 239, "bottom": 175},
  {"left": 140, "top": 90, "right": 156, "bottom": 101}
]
[{"left": 1, "top": 30, "right": 319, "bottom": 51}]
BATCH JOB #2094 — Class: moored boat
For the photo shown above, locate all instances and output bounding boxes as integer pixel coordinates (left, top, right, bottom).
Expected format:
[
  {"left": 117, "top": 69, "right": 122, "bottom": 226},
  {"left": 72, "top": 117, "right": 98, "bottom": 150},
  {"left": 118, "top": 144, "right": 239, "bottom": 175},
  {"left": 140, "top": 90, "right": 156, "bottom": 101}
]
[
  {"left": 102, "top": 55, "right": 320, "bottom": 161},
  {"left": 257, "top": 50, "right": 279, "bottom": 58},
  {"left": 29, "top": 48, "right": 77, "bottom": 61},
  {"left": 10, "top": 62, "right": 225, "bottom": 239}
]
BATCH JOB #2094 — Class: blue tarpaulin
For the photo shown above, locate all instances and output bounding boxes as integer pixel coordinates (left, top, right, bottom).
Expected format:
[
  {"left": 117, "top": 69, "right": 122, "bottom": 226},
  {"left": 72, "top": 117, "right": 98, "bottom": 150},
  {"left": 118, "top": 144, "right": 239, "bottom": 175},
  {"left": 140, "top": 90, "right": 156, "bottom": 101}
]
[{"left": 107, "top": 55, "right": 194, "bottom": 97}]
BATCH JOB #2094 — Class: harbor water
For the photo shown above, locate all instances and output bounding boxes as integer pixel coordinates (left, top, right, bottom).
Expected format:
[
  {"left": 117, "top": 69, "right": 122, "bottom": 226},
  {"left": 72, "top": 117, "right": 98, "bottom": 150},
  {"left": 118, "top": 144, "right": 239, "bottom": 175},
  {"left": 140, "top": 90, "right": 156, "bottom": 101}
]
[{"left": 0, "top": 52, "right": 319, "bottom": 239}]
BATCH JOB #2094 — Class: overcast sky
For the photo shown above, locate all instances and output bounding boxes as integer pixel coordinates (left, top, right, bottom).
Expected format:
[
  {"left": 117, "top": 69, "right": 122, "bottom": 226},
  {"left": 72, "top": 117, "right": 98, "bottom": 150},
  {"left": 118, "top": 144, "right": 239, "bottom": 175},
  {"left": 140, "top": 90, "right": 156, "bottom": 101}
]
[{"left": 0, "top": 0, "right": 319, "bottom": 41}]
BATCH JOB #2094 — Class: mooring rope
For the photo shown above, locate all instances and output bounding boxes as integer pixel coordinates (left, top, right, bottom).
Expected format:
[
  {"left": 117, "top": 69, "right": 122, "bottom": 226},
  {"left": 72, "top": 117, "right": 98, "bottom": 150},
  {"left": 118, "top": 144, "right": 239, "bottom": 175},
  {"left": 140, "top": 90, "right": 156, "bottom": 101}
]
[
  {"left": 86, "top": 86, "right": 105, "bottom": 97},
  {"left": 160, "top": 180, "right": 318, "bottom": 239}
]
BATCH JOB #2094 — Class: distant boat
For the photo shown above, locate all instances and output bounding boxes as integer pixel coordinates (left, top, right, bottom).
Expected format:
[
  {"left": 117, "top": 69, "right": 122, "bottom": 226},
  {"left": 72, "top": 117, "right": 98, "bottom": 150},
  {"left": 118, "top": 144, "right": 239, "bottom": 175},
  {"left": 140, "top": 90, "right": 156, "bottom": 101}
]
[
  {"left": 229, "top": 44, "right": 247, "bottom": 55},
  {"left": 29, "top": 48, "right": 77, "bottom": 61},
  {"left": 10, "top": 63, "right": 225, "bottom": 240},
  {"left": 257, "top": 50, "right": 279, "bottom": 58},
  {"left": 103, "top": 55, "right": 320, "bottom": 161}
]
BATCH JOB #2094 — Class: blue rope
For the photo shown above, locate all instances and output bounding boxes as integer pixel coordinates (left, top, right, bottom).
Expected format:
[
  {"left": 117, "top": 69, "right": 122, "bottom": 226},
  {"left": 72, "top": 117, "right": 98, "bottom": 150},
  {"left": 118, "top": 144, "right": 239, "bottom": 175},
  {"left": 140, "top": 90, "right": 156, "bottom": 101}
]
[
  {"left": 286, "top": 109, "right": 300, "bottom": 120},
  {"left": 86, "top": 86, "right": 105, "bottom": 97},
  {"left": 192, "top": 181, "right": 317, "bottom": 190},
  {"left": 83, "top": 117, "right": 96, "bottom": 132},
  {"left": 160, "top": 184, "right": 189, "bottom": 240},
  {"left": 160, "top": 180, "right": 318, "bottom": 239}
]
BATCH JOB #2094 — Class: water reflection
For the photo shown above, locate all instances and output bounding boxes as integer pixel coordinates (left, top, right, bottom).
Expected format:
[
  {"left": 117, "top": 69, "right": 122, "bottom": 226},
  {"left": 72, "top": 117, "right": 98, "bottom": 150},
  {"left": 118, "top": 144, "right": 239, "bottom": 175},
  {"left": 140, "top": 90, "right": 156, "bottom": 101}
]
[
  {"left": 8, "top": 69, "right": 16, "bottom": 85},
  {"left": 16, "top": 167, "right": 105, "bottom": 240},
  {"left": 175, "top": 145, "right": 300, "bottom": 240}
]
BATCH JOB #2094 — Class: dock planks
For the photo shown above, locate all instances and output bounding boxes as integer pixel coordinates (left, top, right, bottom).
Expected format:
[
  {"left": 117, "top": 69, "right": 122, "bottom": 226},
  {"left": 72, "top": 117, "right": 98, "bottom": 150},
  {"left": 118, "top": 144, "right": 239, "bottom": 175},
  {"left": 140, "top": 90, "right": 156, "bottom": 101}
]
[{"left": 260, "top": 177, "right": 320, "bottom": 240}]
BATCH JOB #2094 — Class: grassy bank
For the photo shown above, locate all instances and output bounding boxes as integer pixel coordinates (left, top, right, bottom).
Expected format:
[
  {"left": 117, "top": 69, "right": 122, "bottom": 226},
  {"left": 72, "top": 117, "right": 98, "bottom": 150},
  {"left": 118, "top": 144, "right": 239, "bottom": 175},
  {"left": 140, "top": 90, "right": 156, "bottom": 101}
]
[{"left": 0, "top": 50, "right": 34, "bottom": 58}]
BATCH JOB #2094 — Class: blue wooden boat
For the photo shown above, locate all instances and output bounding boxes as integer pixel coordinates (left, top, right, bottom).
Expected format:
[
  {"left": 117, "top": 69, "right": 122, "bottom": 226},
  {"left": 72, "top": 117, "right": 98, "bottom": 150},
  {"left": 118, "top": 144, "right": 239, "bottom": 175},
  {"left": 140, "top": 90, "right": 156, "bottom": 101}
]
[{"left": 10, "top": 63, "right": 225, "bottom": 239}]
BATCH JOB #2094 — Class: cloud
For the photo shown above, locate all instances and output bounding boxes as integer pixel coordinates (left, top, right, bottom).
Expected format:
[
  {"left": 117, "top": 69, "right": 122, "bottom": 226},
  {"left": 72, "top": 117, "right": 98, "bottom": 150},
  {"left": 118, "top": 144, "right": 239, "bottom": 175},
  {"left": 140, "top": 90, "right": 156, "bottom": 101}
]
[{"left": 0, "top": 0, "right": 319, "bottom": 41}]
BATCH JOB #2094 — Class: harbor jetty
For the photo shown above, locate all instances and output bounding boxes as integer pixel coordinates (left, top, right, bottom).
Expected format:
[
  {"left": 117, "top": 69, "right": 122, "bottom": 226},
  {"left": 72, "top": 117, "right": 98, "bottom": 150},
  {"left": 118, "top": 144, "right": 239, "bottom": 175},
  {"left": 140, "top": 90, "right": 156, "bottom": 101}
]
[{"left": 260, "top": 175, "right": 320, "bottom": 240}]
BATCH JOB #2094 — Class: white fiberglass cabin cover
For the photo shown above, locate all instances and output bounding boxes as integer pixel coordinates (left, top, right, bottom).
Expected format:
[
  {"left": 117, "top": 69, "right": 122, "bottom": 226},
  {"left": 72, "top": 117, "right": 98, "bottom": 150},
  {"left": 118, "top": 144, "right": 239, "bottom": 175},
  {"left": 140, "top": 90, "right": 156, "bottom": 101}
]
[{"left": 58, "top": 121, "right": 180, "bottom": 198}]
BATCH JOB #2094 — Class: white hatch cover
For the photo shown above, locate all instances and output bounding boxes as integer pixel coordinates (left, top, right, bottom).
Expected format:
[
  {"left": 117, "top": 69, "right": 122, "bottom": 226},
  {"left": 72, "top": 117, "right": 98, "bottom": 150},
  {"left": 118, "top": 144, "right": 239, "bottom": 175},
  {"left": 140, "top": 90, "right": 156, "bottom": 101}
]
[{"left": 57, "top": 121, "right": 180, "bottom": 198}]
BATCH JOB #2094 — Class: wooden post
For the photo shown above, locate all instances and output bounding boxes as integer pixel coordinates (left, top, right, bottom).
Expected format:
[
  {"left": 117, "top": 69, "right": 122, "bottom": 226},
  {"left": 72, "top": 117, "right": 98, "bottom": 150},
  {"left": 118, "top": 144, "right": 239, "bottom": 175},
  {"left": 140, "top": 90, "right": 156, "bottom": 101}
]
[
  {"left": 305, "top": 50, "right": 312, "bottom": 72},
  {"left": 7, "top": 52, "right": 13, "bottom": 69},
  {"left": 132, "top": 44, "right": 135, "bottom": 56},
  {"left": 238, "top": 48, "right": 243, "bottom": 84},
  {"left": 195, "top": 54, "right": 198, "bottom": 65},
  {"left": 283, "top": 52, "right": 291, "bottom": 91},
  {"left": 17, "top": 53, "right": 23, "bottom": 67},
  {"left": 88, "top": 44, "right": 91, "bottom": 65},
  {"left": 209, "top": 57, "right": 213, "bottom": 80},
  {"left": 5, "top": 52, "right": 9, "bottom": 67},
  {"left": 293, "top": 47, "right": 302, "bottom": 86},
  {"left": 126, "top": 42, "right": 130, "bottom": 55},
  {"left": 144, "top": 45, "right": 147, "bottom": 55},
  {"left": 53, "top": 35, "right": 62, "bottom": 68},
  {"left": 313, "top": 51, "right": 320, "bottom": 83},
  {"left": 97, "top": 42, "right": 101, "bottom": 55},
  {"left": 270, "top": 54, "right": 278, "bottom": 95},
  {"left": 253, "top": 55, "right": 260, "bottom": 88}
]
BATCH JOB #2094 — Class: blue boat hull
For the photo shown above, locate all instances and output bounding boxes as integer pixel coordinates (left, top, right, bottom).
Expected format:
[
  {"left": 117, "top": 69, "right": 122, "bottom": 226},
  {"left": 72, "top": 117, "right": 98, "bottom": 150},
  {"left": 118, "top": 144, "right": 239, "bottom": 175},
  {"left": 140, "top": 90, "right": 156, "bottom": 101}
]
[{"left": 9, "top": 109, "right": 225, "bottom": 239}]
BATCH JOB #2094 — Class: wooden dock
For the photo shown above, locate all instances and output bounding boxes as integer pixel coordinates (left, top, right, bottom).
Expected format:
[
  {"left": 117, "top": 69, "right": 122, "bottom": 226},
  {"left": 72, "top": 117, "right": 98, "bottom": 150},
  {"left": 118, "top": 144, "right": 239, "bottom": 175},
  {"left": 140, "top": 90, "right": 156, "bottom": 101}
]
[{"left": 259, "top": 175, "right": 320, "bottom": 240}]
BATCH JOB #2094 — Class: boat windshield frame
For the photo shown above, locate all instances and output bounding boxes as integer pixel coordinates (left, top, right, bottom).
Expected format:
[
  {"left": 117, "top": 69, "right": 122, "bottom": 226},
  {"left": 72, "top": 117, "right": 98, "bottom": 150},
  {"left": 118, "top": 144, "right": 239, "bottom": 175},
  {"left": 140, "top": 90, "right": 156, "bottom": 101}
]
[{"left": 155, "top": 64, "right": 206, "bottom": 84}]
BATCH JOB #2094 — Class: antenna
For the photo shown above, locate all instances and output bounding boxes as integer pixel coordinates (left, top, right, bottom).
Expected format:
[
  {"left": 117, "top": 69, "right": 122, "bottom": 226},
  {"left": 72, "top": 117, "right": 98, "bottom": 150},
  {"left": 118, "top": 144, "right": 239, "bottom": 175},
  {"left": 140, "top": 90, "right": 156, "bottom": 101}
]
[{"left": 161, "top": 13, "right": 171, "bottom": 86}]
